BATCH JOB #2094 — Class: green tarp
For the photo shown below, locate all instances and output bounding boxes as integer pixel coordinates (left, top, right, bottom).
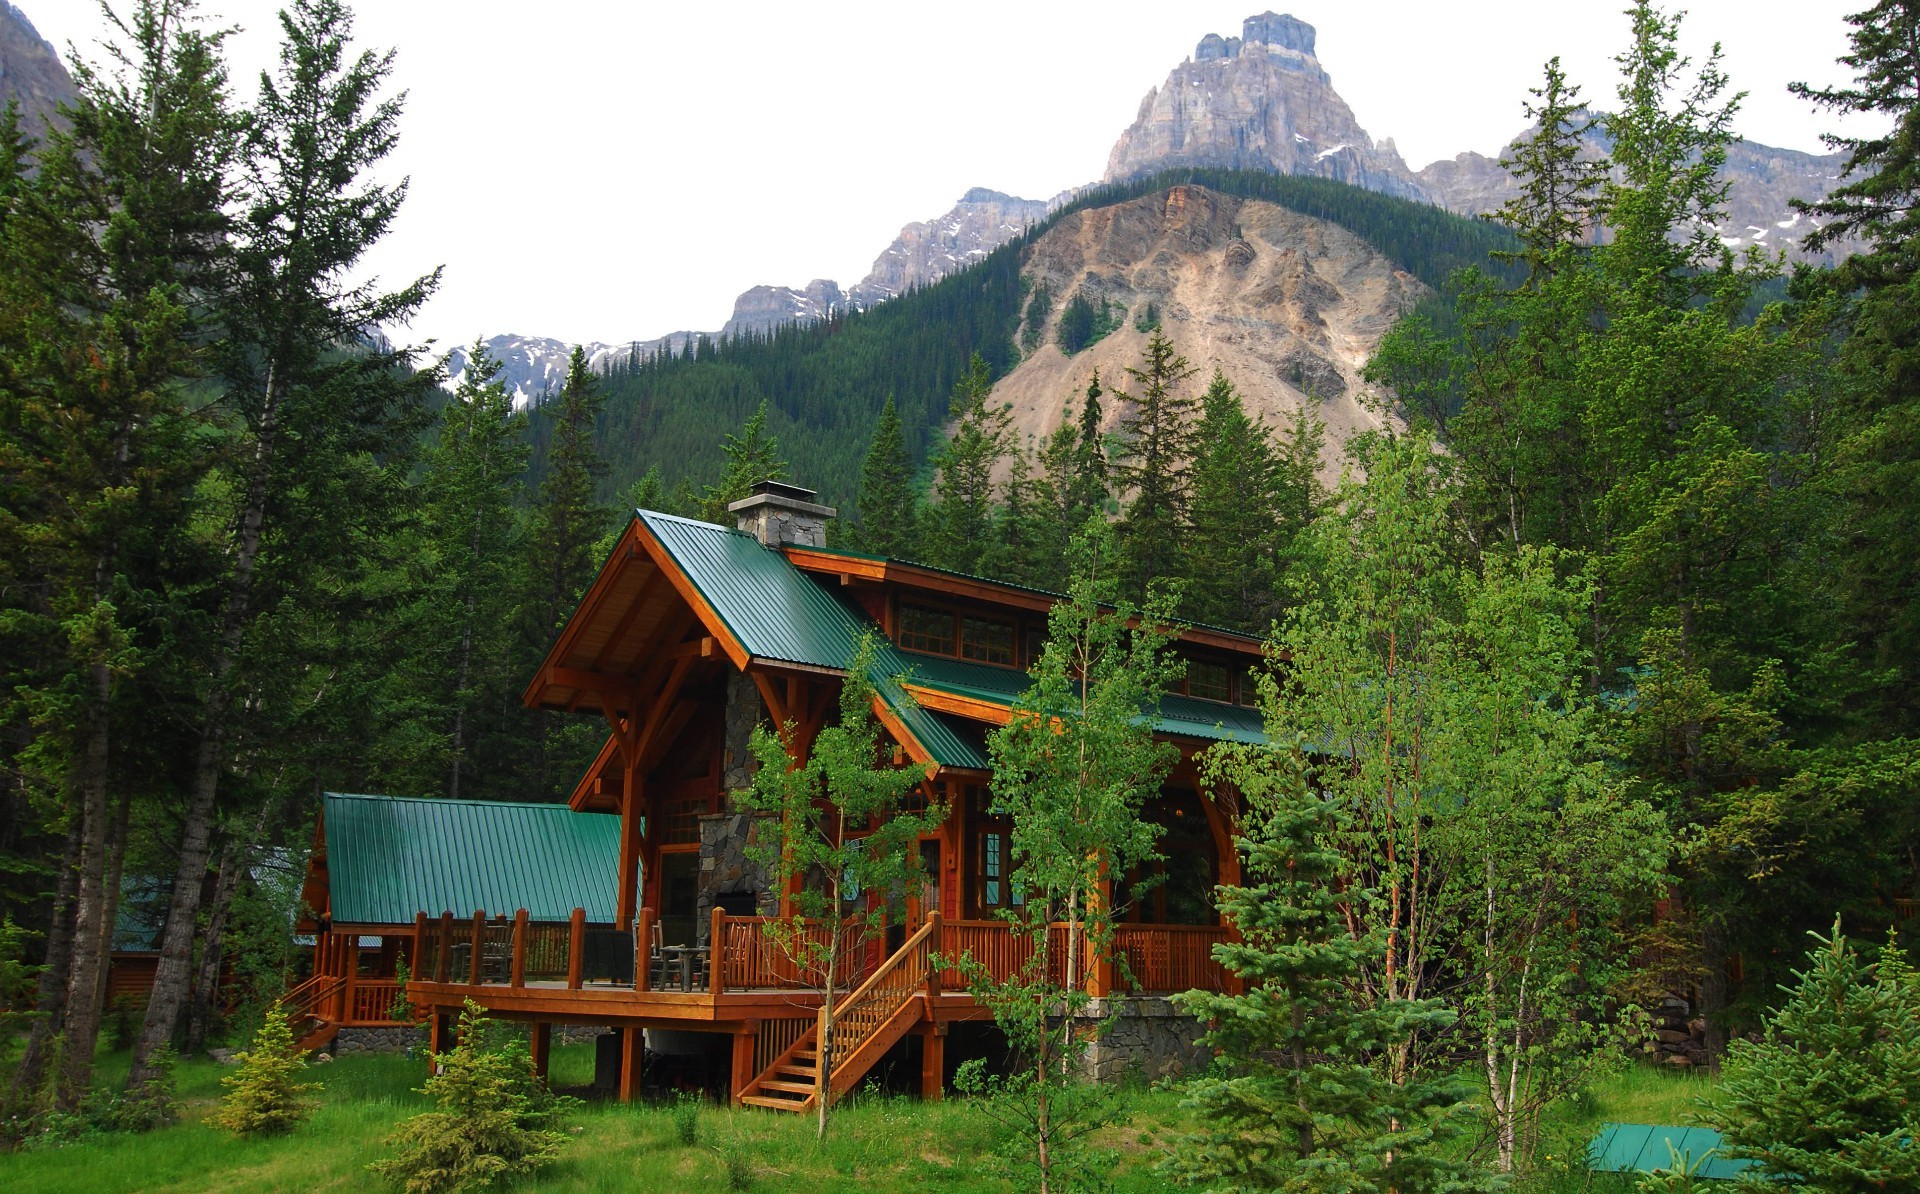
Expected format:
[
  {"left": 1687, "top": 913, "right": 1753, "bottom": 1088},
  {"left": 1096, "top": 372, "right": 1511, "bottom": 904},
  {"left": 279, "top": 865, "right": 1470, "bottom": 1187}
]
[{"left": 1588, "top": 1122, "right": 1756, "bottom": 1180}]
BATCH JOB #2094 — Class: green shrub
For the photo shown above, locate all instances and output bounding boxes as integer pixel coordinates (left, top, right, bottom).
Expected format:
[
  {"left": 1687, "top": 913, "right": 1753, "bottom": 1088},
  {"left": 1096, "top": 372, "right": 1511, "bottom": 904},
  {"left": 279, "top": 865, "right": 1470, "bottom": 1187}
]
[
  {"left": 208, "top": 999, "right": 319, "bottom": 1136},
  {"left": 370, "top": 1000, "right": 574, "bottom": 1192},
  {"left": 672, "top": 1092, "right": 700, "bottom": 1147},
  {"left": 391, "top": 958, "right": 415, "bottom": 1022}
]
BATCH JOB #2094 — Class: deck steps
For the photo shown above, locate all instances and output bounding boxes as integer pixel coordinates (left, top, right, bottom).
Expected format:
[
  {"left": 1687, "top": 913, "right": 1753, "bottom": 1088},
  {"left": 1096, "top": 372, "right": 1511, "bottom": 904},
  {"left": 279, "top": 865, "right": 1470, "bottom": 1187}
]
[{"left": 735, "top": 915, "right": 940, "bottom": 1114}]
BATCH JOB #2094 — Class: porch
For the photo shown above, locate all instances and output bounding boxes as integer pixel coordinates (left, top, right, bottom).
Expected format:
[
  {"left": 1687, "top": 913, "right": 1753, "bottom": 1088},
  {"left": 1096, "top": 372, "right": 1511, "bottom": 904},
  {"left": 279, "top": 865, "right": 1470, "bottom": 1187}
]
[{"left": 401, "top": 904, "right": 1230, "bottom": 1109}]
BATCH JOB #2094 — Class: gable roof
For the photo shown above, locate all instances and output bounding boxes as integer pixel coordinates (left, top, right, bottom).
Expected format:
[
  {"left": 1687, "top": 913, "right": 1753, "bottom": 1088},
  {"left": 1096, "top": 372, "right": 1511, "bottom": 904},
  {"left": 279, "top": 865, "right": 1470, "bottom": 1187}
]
[
  {"left": 641, "top": 510, "right": 1268, "bottom": 758},
  {"left": 321, "top": 793, "right": 621, "bottom": 925},
  {"left": 640, "top": 510, "right": 991, "bottom": 771}
]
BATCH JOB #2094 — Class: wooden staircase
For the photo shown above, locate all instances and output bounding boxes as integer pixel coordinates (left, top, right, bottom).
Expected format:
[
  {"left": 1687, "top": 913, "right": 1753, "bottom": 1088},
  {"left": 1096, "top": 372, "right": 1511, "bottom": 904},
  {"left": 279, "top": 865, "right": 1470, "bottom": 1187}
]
[
  {"left": 282, "top": 973, "right": 347, "bottom": 1053},
  {"left": 737, "top": 913, "right": 938, "bottom": 1113}
]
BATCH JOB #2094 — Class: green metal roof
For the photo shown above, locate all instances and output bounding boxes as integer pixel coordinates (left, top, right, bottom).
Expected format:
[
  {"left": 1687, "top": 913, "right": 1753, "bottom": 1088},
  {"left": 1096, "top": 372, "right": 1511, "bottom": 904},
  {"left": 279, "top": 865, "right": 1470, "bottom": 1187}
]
[
  {"left": 636, "top": 512, "right": 1266, "bottom": 769},
  {"left": 896, "top": 650, "right": 1268, "bottom": 745},
  {"left": 1587, "top": 1124, "right": 1755, "bottom": 1180},
  {"left": 322, "top": 793, "right": 621, "bottom": 925},
  {"left": 640, "top": 511, "right": 991, "bottom": 770}
]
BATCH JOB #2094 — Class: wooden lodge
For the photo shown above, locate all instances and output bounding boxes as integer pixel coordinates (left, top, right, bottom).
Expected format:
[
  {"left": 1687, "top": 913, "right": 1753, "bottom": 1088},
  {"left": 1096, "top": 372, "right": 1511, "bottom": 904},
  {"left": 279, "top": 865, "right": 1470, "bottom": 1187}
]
[{"left": 301, "top": 482, "right": 1267, "bottom": 1110}]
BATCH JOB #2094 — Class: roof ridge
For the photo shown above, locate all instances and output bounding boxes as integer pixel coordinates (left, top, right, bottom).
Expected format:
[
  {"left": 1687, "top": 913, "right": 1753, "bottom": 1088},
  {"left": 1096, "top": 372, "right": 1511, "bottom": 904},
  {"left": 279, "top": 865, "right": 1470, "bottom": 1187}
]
[
  {"left": 323, "top": 792, "right": 584, "bottom": 811},
  {"left": 636, "top": 508, "right": 747, "bottom": 535}
]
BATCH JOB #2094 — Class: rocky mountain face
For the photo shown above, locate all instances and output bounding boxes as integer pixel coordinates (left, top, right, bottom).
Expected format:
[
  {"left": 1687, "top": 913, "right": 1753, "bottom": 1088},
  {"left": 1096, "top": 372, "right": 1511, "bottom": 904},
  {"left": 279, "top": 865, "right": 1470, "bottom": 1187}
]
[
  {"left": 443, "top": 332, "right": 701, "bottom": 409},
  {"left": 1108, "top": 12, "right": 1849, "bottom": 261},
  {"left": 722, "top": 278, "right": 843, "bottom": 338},
  {"left": 1105, "top": 13, "right": 1426, "bottom": 203},
  {"left": 1, "top": 2, "right": 76, "bottom": 138},
  {"left": 848, "top": 187, "right": 1055, "bottom": 305},
  {"left": 990, "top": 183, "right": 1426, "bottom": 481}
]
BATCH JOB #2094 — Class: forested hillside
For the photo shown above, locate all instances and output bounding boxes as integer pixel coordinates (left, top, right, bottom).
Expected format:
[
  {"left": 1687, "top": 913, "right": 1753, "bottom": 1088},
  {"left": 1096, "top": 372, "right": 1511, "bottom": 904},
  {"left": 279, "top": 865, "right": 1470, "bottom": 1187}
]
[{"left": 569, "top": 168, "right": 1519, "bottom": 506}]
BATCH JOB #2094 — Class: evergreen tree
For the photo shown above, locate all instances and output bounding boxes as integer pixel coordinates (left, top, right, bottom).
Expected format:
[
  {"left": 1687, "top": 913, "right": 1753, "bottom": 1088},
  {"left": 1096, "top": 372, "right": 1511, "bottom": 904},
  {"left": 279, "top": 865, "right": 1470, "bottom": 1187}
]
[
  {"left": 531, "top": 346, "right": 610, "bottom": 629},
  {"left": 1183, "top": 369, "right": 1283, "bottom": 632},
  {"left": 131, "top": 0, "right": 440, "bottom": 1095},
  {"left": 924, "top": 353, "right": 1012, "bottom": 574},
  {"left": 1067, "top": 369, "right": 1109, "bottom": 522},
  {"left": 371, "top": 1000, "right": 574, "bottom": 1192},
  {"left": 208, "top": 1000, "right": 319, "bottom": 1136},
  {"left": 1170, "top": 747, "right": 1481, "bottom": 1194},
  {"left": 0, "top": 0, "right": 238, "bottom": 1111},
  {"left": 850, "top": 394, "right": 918, "bottom": 557},
  {"left": 414, "top": 342, "right": 528, "bottom": 800},
  {"left": 1111, "top": 331, "right": 1200, "bottom": 597},
  {"left": 1492, "top": 57, "right": 1606, "bottom": 277},
  {"left": 1711, "top": 924, "right": 1920, "bottom": 1192},
  {"left": 699, "top": 399, "right": 786, "bottom": 523},
  {"left": 1791, "top": 0, "right": 1920, "bottom": 732}
]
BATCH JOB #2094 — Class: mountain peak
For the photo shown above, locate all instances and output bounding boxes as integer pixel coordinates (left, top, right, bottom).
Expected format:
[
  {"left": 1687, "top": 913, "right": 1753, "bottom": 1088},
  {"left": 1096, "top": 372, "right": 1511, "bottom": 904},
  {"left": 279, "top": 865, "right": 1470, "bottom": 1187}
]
[{"left": 1242, "top": 12, "right": 1316, "bottom": 56}]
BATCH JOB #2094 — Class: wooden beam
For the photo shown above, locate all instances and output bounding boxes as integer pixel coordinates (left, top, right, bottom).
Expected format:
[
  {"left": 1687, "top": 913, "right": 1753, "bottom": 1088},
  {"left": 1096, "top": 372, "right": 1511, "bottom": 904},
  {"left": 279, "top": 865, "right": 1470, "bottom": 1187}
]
[
  {"left": 731, "top": 1025, "right": 758, "bottom": 1102},
  {"left": 588, "top": 564, "right": 668, "bottom": 671},
  {"left": 546, "top": 666, "right": 643, "bottom": 706},
  {"left": 530, "top": 1022, "right": 551, "bottom": 1079},
  {"left": 632, "top": 519, "right": 753, "bottom": 670},
  {"left": 901, "top": 684, "right": 1015, "bottom": 726}
]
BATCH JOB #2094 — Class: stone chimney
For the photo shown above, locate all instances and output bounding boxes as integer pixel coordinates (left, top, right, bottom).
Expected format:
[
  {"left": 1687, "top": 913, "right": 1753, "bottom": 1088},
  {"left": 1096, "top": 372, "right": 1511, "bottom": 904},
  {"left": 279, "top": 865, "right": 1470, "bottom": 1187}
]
[{"left": 728, "top": 480, "right": 836, "bottom": 548}]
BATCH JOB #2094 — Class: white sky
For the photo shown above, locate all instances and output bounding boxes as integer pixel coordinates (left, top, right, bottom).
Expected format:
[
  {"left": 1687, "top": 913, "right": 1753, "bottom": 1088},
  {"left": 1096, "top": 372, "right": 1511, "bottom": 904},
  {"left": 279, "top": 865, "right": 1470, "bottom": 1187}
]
[{"left": 31, "top": 1, "right": 1876, "bottom": 354}]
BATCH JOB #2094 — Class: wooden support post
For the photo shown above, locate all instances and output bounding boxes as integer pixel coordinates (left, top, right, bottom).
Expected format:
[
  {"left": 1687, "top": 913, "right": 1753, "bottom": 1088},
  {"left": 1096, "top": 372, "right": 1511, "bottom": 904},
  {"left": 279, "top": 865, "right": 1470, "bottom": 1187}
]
[
  {"left": 921, "top": 1026, "right": 945, "bottom": 1101},
  {"left": 436, "top": 912, "right": 453, "bottom": 983},
  {"left": 618, "top": 773, "right": 643, "bottom": 928},
  {"left": 428, "top": 1010, "right": 446, "bottom": 1076},
  {"left": 925, "top": 911, "right": 942, "bottom": 999},
  {"left": 634, "top": 907, "right": 654, "bottom": 992},
  {"left": 530, "top": 1022, "right": 551, "bottom": 1080},
  {"left": 470, "top": 909, "right": 487, "bottom": 985},
  {"left": 511, "top": 909, "right": 528, "bottom": 988},
  {"left": 567, "top": 907, "right": 585, "bottom": 990},
  {"left": 342, "top": 935, "right": 357, "bottom": 1022},
  {"left": 618, "top": 1024, "right": 643, "bottom": 1102},
  {"left": 730, "top": 1025, "right": 757, "bottom": 1104},
  {"left": 709, "top": 907, "right": 726, "bottom": 996},
  {"left": 412, "top": 912, "right": 426, "bottom": 974}
]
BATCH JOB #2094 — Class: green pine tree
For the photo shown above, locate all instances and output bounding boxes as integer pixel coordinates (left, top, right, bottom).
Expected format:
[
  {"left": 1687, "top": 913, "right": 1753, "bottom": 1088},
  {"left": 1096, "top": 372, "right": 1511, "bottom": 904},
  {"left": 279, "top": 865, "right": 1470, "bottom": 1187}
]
[
  {"left": 1183, "top": 369, "right": 1283, "bottom": 632},
  {"left": 850, "top": 394, "right": 918, "bottom": 557},
  {"left": 208, "top": 999, "right": 320, "bottom": 1136},
  {"left": 1111, "top": 331, "right": 1200, "bottom": 597},
  {"left": 1170, "top": 747, "right": 1481, "bottom": 1194},
  {"left": 924, "top": 353, "right": 1012, "bottom": 573},
  {"left": 1068, "top": 369, "right": 1110, "bottom": 522},
  {"left": 1711, "top": 923, "right": 1920, "bottom": 1192},
  {"left": 532, "top": 346, "right": 610, "bottom": 629},
  {"left": 700, "top": 399, "right": 787, "bottom": 522},
  {"left": 371, "top": 1000, "right": 574, "bottom": 1193}
]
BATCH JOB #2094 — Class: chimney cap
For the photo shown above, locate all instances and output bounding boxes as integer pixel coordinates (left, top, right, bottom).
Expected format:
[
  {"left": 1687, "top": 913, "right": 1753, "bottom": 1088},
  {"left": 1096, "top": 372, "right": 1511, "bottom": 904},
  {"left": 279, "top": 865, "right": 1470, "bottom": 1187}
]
[{"left": 747, "top": 479, "right": 819, "bottom": 503}]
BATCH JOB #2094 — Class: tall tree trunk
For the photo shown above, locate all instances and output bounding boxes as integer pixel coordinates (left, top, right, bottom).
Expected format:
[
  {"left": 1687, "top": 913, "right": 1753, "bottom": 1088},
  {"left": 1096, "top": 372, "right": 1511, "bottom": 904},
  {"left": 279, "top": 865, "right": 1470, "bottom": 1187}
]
[
  {"left": 55, "top": 656, "right": 114, "bottom": 1112},
  {"left": 11, "top": 813, "right": 82, "bottom": 1104},
  {"left": 129, "top": 363, "right": 283, "bottom": 1093},
  {"left": 185, "top": 841, "right": 243, "bottom": 1056},
  {"left": 88, "top": 787, "right": 134, "bottom": 1038}
]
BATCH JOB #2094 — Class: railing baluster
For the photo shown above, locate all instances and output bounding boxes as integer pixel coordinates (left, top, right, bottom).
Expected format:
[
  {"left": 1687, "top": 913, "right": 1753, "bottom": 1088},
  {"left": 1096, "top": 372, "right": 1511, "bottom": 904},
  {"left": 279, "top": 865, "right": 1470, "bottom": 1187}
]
[{"left": 567, "top": 907, "right": 585, "bottom": 990}]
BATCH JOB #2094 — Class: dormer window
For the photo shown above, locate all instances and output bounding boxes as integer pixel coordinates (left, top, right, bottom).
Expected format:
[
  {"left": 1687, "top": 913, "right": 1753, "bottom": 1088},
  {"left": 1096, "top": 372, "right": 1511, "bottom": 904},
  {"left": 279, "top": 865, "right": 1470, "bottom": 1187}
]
[
  {"left": 960, "top": 616, "right": 1015, "bottom": 665},
  {"left": 898, "top": 603, "right": 1018, "bottom": 667},
  {"left": 899, "top": 605, "right": 956, "bottom": 654},
  {"left": 1188, "top": 660, "right": 1232, "bottom": 703}
]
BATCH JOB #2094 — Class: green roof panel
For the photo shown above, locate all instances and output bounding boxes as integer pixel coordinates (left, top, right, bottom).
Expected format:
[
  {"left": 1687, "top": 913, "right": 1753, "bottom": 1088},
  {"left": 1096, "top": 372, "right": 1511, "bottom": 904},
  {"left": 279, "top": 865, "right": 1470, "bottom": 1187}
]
[{"left": 323, "top": 793, "right": 621, "bottom": 925}]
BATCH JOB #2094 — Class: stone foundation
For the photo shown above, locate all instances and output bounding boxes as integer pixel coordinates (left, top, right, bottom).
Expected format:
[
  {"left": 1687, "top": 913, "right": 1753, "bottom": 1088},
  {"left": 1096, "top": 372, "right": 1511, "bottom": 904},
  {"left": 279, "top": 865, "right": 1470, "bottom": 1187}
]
[
  {"left": 1075, "top": 997, "right": 1212, "bottom": 1083},
  {"left": 331, "top": 1024, "right": 429, "bottom": 1055}
]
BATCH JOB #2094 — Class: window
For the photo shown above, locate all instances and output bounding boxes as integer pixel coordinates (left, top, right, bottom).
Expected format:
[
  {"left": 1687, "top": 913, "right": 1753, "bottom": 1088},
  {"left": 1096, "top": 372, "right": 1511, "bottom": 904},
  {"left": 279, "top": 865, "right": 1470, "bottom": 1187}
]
[
  {"left": 1189, "top": 660, "right": 1232, "bottom": 703},
  {"left": 960, "top": 616, "right": 1016, "bottom": 665},
  {"left": 900, "top": 605, "right": 956, "bottom": 654},
  {"left": 982, "top": 831, "right": 1003, "bottom": 907},
  {"left": 1235, "top": 666, "right": 1259, "bottom": 706}
]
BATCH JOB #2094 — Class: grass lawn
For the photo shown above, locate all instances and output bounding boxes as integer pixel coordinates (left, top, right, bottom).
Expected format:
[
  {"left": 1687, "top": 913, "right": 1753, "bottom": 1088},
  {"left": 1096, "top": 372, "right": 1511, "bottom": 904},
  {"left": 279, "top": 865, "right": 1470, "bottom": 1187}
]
[{"left": 0, "top": 1046, "right": 1718, "bottom": 1192}]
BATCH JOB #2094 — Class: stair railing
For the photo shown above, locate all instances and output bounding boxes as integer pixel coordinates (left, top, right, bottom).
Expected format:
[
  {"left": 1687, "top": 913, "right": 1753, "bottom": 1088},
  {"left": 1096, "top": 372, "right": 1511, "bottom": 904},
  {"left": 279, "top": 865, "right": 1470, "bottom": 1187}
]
[{"left": 822, "top": 912, "right": 938, "bottom": 1097}]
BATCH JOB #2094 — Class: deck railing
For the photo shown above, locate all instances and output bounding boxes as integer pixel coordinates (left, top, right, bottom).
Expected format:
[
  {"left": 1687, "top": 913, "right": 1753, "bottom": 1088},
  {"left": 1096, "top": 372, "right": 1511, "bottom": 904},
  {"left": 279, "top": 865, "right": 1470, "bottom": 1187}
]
[
  {"left": 405, "top": 906, "right": 1228, "bottom": 998},
  {"left": 938, "top": 919, "right": 1228, "bottom": 996},
  {"left": 349, "top": 979, "right": 404, "bottom": 1023},
  {"left": 713, "top": 913, "right": 877, "bottom": 994}
]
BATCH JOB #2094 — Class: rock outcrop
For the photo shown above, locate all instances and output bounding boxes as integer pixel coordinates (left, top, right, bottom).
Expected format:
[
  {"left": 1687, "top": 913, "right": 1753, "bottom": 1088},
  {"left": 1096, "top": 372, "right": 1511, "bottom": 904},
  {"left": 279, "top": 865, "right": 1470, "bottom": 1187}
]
[
  {"left": 1, "top": 2, "right": 76, "bottom": 138},
  {"left": 848, "top": 187, "right": 1055, "bottom": 305},
  {"left": 1109, "top": 12, "right": 1852, "bottom": 262},
  {"left": 443, "top": 332, "right": 700, "bottom": 410},
  {"left": 1104, "top": 12, "right": 1426, "bottom": 202},
  {"left": 990, "top": 184, "right": 1425, "bottom": 481},
  {"left": 722, "top": 278, "right": 843, "bottom": 338}
]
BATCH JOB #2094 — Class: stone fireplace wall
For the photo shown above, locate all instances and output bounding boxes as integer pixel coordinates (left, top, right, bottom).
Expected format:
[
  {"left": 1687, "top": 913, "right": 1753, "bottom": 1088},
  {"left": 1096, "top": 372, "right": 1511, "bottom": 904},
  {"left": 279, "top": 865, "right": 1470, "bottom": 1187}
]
[{"left": 696, "top": 672, "right": 774, "bottom": 942}]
